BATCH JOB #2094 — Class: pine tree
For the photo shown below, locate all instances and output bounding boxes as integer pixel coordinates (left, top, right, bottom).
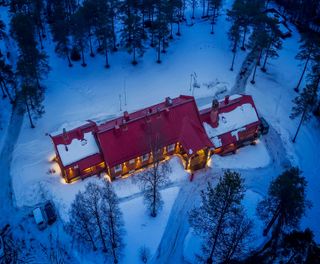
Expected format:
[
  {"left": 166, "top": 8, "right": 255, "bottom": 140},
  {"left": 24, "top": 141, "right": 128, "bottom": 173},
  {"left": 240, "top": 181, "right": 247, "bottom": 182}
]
[
  {"left": 100, "top": 181, "right": 125, "bottom": 264},
  {"left": 94, "top": 0, "right": 113, "bottom": 68},
  {"left": 83, "top": 182, "right": 108, "bottom": 252},
  {"left": 209, "top": 0, "right": 222, "bottom": 34},
  {"left": 154, "top": 0, "right": 169, "bottom": 63},
  {"left": 260, "top": 20, "right": 282, "bottom": 72},
  {"left": 295, "top": 33, "right": 320, "bottom": 92},
  {"left": 49, "top": 0, "right": 73, "bottom": 67},
  {"left": 228, "top": 23, "right": 242, "bottom": 71},
  {"left": 189, "top": 170, "right": 251, "bottom": 264},
  {"left": 290, "top": 82, "right": 318, "bottom": 142},
  {"left": 120, "top": 0, "right": 147, "bottom": 65},
  {"left": 66, "top": 191, "right": 98, "bottom": 251},
  {"left": 257, "top": 167, "right": 310, "bottom": 239},
  {"left": 71, "top": 7, "right": 90, "bottom": 67},
  {"left": 11, "top": 12, "right": 50, "bottom": 128}
]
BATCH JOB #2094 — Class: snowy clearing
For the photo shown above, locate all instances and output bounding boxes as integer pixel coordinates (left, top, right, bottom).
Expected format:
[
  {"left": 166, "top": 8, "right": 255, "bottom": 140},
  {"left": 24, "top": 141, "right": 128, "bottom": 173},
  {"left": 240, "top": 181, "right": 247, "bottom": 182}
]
[{"left": 121, "top": 187, "right": 180, "bottom": 264}]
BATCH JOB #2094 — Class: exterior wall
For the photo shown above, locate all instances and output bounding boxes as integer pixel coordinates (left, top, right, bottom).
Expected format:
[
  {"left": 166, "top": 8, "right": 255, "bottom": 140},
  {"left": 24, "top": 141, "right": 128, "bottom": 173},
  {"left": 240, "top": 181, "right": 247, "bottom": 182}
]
[
  {"left": 108, "top": 143, "right": 187, "bottom": 180},
  {"left": 63, "top": 161, "right": 106, "bottom": 183}
]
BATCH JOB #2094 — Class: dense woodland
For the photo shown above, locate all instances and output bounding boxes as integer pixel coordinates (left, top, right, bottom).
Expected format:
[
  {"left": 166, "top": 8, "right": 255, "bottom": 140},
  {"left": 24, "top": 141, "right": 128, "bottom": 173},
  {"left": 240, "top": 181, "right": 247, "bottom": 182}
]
[{"left": 0, "top": 0, "right": 319, "bottom": 131}]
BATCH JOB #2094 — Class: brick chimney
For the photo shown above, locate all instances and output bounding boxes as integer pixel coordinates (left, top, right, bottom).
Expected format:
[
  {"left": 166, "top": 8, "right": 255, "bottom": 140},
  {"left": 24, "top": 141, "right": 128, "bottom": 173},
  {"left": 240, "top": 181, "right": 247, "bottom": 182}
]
[
  {"left": 224, "top": 95, "right": 230, "bottom": 105},
  {"left": 210, "top": 99, "right": 219, "bottom": 127},
  {"left": 123, "top": 111, "right": 130, "bottom": 121},
  {"left": 165, "top": 97, "right": 173, "bottom": 107}
]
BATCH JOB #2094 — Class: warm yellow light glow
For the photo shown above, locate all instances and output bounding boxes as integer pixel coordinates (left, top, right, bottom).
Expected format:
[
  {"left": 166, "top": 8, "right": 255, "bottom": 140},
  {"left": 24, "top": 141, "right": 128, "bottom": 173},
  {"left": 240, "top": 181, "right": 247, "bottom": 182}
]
[{"left": 104, "top": 174, "right": 112, "bottom": 182}]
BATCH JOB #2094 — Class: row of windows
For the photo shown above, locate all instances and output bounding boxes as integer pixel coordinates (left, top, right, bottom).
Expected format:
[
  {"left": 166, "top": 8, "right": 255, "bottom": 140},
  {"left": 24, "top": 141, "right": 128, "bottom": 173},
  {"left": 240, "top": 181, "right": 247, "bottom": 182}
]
[{"left": 113, "top": 144, "right": 176, "bottom": 173}]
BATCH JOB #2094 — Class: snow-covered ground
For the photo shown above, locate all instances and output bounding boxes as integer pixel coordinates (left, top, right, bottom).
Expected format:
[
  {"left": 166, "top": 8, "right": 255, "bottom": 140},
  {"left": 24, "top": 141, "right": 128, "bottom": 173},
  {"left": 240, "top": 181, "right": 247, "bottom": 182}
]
[
  {"left": 121, "top": 187, "right": 179, "bottom": 264},
  {"left": 211, "top": 139, "right": 270, "bottom": 169}
]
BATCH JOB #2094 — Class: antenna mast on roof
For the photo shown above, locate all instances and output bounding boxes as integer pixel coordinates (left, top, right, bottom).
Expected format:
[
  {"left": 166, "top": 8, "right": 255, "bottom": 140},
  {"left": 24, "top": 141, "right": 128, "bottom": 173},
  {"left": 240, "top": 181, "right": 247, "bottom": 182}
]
[
  {"left": 124, "top": 78, "right": 127, "bottom": 108},
  {"left": 119, "top": 94, "right": 122, "bottom": 111}
]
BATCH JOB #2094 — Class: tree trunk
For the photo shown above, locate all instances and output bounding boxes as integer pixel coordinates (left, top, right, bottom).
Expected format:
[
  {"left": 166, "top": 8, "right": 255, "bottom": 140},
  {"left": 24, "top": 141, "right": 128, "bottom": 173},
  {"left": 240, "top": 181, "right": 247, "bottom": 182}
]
[
  {"left": 2, "top": 81, "right": 14, "bottom": 104},
  {"left": 202, "top": 0, "right": 206, "bottom": 17},
  {"left": 263, "top": 204, "right": 281, "bottom": 236},
  {"left": 25, "top": 99, "right": 35, "bottom": 128},
  {"left": 95, "top": 209, "right": 107, "bottom": 252},
  {"left": 241, "top": 26, "right": 247, "bottom": 50},
  {"left": 261, "top": 43, "right": 271, "bottom": 72},
  {"left": 81, "top": 44, "right": 87, "bottom": 67},
  {"left": 67, "top": 52, "right": 73, "bottom": 67},
  {"left": 251, "top": 50, "right": 262, "bottom": 84},
  {"left": 192, "top": 1, "right": 195, "bottom": 19},
  {"left": 132, "top": 47, "right": 137, "bottom": 65},
  {"left": 112, "top": 16, "right": 117, "bottom": 51},
  {"left": 0, "top": 83, "right": 7, "bottom": 99},
  {"left": 292, "top": 108, "right": 307, "bottom": 143},
  {"left": 177, "top": 21, "right": 181, "bottom": 36},
  {"left": 89, "top": 34, "right": 94, "bottom": 57},
  {"left": 109, "top": 211, "right": 118, "bottom": 263},
  {"left": 105, "top": 48, "right": 110, "bottom": 68},
  {"left": 230, "top": 44, "right": 237, "bottom": 71},
  {"left": 38, "top": 29, "right": 44, "bottom": 50},
  {"left": 151, "top": 11, "right": 155, "bottom": 47},
  {"left": 210, "top": 8, "right": 216, "bottom": 34},
  {"left": 169, "top": 23, "right": 173, "bottom": 39},
  {"left": 157, "top": 37, "right": 161, "bottom": 63},
  {"left": 295, "top": 56, "right": 310, "bottom": 92}
]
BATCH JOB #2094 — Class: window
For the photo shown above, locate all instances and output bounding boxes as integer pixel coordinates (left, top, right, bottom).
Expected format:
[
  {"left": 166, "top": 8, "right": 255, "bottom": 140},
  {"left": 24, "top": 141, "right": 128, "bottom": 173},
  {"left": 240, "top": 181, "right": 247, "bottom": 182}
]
[
  {"left": 129, "top": 159, "right": 135, "bottom": 165},
  {"left": 114, "top": 164, "right": 122, "bottom": 173},
  {"left": 142, "top": 153, "right": 149, "bottom": 162},
  {"left": 167, "top": 144, "right": 175, "bottom": 152}
]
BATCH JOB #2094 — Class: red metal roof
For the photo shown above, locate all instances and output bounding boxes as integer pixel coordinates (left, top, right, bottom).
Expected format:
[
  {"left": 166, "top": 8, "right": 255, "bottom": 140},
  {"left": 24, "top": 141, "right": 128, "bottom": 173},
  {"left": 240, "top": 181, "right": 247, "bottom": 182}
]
[{"left": 96, "top": 95, "right": 213, "bottom": 167}]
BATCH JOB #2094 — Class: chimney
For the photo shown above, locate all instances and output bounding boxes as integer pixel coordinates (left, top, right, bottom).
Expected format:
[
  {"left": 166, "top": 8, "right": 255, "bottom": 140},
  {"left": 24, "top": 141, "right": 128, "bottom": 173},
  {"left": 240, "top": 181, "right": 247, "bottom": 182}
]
[
  {"left": 145, "top": 110, "right": 151, "bottom": 123},
  {"left": 210, "top": 99, "right": 219, "bottom": 127},
  {"left": 224, "top": 95, "right": 230, "bottom": 105},
  {"left": 123, "top": 111, "right": 130, "bottom": 121},
  {"left": 156, "top": 107, "right": 161, "bottom": 118},
  {"left": 122, "top": 118, "right": 128, "bottom": 131},
  {"left": 114, "top": 120, "right": 120, "bottom": 130},
  {"left": 165, "top": 97, "right": 173, "bottom": 107}
]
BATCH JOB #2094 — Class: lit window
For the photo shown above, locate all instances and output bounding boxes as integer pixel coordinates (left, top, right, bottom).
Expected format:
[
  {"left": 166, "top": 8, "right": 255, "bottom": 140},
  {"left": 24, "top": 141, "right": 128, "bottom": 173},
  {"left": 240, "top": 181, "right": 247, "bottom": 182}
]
[
  {"left": 114, "top": 164, "right": 122, "bottom": 173},
  {"left": 142, "top": 153, "right": 149, "bottom": 162},
  {"left": 129, "top": 159, "right": 135, "bottom": 165},
  {"left": 168, "top": 144, "right": 175, "bottom": 152}
]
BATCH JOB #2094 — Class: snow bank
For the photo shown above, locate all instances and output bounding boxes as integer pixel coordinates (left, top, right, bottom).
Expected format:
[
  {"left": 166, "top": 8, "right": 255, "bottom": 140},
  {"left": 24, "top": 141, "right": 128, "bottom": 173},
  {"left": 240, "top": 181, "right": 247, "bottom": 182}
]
[
  {"left": 210, "top": 140, "right": 270, "bottom": 169},
  {"left": 57, "top": 132, "right": 100, "bottom": 166},
  {"left": 121, "top": 187, "right": 179, "bottom": 264}
]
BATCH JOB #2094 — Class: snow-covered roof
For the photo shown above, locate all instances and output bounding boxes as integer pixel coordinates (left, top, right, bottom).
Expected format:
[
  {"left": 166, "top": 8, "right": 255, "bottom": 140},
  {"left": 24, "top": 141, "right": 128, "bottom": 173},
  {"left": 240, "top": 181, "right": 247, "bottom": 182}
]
[
  {"left": 57, "top": 132, "right": 100, "bottom": 166},
  {"left": 204, "top": 103, "right": 259, "bottom": 139}
]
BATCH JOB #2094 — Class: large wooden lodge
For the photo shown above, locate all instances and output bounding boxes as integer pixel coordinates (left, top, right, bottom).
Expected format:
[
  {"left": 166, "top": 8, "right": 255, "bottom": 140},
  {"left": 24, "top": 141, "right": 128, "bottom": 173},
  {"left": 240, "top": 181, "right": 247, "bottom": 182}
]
[{"left": 50, "top": 94, "right": 261, "bottom": 183}]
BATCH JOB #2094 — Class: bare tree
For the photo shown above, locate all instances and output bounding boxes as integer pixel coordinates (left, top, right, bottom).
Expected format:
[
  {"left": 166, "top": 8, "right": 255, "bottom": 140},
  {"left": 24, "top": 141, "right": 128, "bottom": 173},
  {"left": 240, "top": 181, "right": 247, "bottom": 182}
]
[
  {"left": 134, "top": 118, "right": 171, "bottom": 217},
  {"left": 66, "top": 191, "right": 98, "bottom": 251},
  {"left": 84, "top": 182, "right": 108, "bottom": 252},
  {"left": 100, "top": 181, "right": 125, "bottom": 264}
]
